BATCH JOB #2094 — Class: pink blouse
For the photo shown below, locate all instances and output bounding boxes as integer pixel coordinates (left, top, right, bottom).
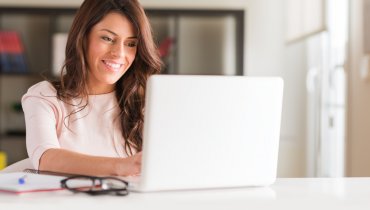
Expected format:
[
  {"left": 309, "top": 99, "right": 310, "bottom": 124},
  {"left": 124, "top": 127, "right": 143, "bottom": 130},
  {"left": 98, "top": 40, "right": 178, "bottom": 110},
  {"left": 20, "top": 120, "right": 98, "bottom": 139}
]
[{"left": 22, "top": 81, "right": 127, "bottom": 169}]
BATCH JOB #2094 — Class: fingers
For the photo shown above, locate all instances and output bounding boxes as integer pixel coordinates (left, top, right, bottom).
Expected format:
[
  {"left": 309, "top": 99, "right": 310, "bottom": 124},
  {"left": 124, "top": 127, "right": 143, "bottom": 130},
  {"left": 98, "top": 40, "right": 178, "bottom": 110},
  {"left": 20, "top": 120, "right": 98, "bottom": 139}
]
[
  {"left": 134, "top": 152, "right": 142, "bottom": 175},
  {"left": 135, "top": 152, "right": 142, "bottom": 161},
  {"left": 134, "top": 151, "right": 142, "bottom": 157},
  {"left": 127, "top": 152, "right": 142, "bottom": 176}
]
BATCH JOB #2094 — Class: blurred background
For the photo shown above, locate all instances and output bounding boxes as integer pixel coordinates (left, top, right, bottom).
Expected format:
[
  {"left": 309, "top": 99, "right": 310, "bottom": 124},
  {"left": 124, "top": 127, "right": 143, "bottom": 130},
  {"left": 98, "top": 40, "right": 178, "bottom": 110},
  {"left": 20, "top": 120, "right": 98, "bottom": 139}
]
[{"left": 0, "top": 0, "right": 369, "bottom": 178}]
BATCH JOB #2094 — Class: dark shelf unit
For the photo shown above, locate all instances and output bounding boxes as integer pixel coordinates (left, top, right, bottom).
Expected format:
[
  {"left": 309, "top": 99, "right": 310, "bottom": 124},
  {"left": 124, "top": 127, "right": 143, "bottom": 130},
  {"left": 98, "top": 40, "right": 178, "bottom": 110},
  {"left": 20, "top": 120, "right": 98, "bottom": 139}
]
[
  {"left": 0, "top": 7, "right": 244, "bottom": 76},
  {"left": 146, "top": 8, "right": 244, "bottom": 75}
]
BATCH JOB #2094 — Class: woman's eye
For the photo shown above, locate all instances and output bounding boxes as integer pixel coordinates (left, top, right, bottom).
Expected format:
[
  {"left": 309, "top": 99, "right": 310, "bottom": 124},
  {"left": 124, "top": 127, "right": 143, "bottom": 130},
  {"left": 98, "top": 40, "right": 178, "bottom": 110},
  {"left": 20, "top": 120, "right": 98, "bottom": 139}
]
[
  {"left": 102, "top": 36, "right": 114, "bottom": 43},
  {"left": 125, "top": 41, "right": 138, "bottom": 48}
]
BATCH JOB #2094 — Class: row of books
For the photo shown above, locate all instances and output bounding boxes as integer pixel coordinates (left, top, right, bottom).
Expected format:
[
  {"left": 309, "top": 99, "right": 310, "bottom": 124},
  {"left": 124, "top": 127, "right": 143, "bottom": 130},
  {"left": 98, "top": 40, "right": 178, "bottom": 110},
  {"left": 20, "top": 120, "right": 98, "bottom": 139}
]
[{"left": 0, "top": 31, "right": 27, "bottom": 74}]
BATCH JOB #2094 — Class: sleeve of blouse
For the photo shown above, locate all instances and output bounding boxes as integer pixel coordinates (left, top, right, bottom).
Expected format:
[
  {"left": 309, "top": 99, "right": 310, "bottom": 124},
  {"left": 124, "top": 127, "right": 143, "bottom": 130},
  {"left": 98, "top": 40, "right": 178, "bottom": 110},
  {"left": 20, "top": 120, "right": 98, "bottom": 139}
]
[{"left": 21, "top": 82, "right": 61, "bottom": 170}]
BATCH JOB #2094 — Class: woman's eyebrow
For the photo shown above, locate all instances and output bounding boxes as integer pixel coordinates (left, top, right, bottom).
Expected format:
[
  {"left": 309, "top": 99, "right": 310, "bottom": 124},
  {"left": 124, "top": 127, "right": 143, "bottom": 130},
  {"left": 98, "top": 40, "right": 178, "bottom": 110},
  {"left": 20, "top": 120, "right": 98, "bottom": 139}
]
[
  {"left": 100, "top": 29, "right": 138, "bottom": 39},
  {"left": 100, "top": 29, "right": 118, "bottom": 36}
]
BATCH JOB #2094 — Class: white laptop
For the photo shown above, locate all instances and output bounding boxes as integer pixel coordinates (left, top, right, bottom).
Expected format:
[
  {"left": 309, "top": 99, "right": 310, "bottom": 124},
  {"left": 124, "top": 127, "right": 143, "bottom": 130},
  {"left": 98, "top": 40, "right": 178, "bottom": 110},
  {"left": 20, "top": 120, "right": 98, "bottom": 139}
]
[{"left": 126, "top": 75, "right": 284, "bottom": 192}]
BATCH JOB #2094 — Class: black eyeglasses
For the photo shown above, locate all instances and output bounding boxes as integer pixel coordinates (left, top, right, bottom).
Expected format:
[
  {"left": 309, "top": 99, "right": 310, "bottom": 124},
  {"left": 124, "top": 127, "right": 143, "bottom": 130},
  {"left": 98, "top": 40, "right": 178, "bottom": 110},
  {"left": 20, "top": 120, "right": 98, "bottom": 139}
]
[{"left": 60, "top": 175, "right": 129, "bottom": 196}]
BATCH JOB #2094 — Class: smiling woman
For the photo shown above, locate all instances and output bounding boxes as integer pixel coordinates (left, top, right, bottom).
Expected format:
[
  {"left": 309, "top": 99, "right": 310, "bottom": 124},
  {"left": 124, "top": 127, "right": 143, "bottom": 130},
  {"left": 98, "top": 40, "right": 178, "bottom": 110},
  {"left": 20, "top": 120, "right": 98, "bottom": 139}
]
[
  {"left": 20, "top": 0, "right": 162, "bottom": 177},
  {"left": 86, "top": 12, "right": 138, "bottom": 94}
]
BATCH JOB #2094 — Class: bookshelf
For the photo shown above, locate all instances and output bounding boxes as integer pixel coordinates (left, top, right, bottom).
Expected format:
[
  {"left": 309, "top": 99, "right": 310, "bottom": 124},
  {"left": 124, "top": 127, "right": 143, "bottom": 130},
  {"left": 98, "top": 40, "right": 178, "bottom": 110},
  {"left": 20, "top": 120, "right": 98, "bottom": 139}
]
[
  {"left": 0, "top": 6, "right": 245, "bottom": 166},
  {"left": 0, "top": 7, "right": 244, "bottom": 76}
]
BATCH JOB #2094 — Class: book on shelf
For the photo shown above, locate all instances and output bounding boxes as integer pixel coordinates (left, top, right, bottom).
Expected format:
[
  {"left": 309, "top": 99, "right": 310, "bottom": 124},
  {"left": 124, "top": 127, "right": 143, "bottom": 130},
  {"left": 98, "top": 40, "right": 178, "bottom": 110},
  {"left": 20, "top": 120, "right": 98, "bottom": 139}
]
[
  {"left": 0, "top": 31, "right": 28, "bottom": 74},
  {"left": 0, "top": 151, "right": 7, "bottom": 170},
  {"left": 52, "top": 33, "right": 68, "bottom": 77}
]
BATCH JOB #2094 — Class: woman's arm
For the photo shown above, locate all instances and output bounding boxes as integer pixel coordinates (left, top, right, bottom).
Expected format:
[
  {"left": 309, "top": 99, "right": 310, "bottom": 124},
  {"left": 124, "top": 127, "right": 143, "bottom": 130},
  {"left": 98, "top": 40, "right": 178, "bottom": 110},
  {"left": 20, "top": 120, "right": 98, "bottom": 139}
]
[{"left": 39, "top": 148, "right": 142, "bottom": 176}]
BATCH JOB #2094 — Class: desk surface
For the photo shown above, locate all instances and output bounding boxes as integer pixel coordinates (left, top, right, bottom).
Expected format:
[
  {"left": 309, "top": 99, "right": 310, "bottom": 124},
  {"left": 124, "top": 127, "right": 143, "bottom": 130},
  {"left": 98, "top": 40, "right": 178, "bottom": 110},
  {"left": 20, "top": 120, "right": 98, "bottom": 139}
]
[{"left": 1, "top": 177, "right": 369, "bottom": 210}]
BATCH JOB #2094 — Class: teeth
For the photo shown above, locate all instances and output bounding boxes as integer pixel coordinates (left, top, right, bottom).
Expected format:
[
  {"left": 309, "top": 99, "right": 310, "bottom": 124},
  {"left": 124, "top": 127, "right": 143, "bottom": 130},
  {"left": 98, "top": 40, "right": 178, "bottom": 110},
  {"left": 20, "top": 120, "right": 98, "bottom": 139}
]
[{"left": 104, "top": 61, "right": 122, "bottom": 69}]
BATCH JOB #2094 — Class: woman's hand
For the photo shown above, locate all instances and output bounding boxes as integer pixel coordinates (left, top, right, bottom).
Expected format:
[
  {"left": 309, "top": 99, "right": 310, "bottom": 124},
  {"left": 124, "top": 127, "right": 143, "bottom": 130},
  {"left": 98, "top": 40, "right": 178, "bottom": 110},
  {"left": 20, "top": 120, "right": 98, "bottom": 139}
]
[{"left": 117, "top": 152, "right": 142, "bottom": 176}]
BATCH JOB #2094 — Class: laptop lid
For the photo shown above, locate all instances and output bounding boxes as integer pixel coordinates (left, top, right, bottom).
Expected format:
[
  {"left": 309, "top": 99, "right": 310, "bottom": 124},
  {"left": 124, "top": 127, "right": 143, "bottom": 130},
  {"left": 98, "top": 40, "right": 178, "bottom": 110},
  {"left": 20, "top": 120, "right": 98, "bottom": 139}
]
[{"left": 135, "top": 75, "right": 284, "bottom": 192}]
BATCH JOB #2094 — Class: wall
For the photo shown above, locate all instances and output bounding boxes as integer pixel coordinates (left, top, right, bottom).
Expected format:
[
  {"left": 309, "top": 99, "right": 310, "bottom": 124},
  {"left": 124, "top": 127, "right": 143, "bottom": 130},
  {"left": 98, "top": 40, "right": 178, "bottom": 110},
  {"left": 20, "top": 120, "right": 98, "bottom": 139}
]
[
  {"left": 347, "top": 0, "right": 370, "bottom": 176},
  {"left": 0, "top": 0, "right": 308, "bottom": 177},
  {"left": 241, "top": 0, "right": 307, "bottom": 177},
  {"left": 0, "top": 0, "right": 81, "bottom": 7},
  {"left": 0, "top": 0, "right": 246, "bottom": 9}
]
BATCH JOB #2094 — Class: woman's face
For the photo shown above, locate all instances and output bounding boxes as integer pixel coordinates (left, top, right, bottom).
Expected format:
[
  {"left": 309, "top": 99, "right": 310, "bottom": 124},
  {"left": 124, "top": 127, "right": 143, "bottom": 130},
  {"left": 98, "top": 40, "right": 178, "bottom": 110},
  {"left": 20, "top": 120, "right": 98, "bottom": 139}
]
[{"left": 86, "top": 12, "right": 138, "bottom": 94}]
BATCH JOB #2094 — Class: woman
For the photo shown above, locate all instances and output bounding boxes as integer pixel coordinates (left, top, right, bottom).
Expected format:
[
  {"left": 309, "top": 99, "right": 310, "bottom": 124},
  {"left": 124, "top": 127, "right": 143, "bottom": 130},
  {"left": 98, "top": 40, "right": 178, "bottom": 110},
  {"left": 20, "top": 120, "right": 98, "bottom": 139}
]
[{"left": 22, "top": 0, "right": 162, "bottom": 176}]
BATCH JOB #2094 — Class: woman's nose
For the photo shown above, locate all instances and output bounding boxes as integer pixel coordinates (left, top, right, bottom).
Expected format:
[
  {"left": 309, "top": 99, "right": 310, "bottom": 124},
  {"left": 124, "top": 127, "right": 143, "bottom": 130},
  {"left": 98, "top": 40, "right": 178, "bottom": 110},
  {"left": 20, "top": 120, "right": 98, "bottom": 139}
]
[{"left": 110, "top": 43, "right": 125, "bottom": 58}]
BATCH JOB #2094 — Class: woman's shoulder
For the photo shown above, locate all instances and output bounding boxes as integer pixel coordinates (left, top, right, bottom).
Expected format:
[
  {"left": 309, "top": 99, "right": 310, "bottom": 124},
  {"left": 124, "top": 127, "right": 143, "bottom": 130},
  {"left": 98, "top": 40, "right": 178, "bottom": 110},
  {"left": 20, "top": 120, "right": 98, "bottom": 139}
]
[
  {"left": 25, "top": 80, "right": 57, "bottom": 97},
  {"left": 22, "top": 80, "right": 61, "bottom": 111}
]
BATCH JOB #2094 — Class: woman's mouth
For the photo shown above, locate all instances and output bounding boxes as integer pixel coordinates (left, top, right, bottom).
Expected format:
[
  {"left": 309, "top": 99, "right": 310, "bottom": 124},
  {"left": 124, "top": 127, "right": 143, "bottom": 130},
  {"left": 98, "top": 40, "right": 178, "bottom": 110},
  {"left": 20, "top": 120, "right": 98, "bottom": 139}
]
[{"left": 103, "top": 60, "right": 123, "bottom": 72}]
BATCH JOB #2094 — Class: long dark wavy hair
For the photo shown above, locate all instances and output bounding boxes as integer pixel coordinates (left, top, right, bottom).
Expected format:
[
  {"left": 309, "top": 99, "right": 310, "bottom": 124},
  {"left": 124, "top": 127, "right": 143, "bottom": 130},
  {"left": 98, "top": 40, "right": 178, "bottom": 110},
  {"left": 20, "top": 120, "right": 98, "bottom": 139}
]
[{"left": 51, "top": 0, "right": 162, "bottom": 156}]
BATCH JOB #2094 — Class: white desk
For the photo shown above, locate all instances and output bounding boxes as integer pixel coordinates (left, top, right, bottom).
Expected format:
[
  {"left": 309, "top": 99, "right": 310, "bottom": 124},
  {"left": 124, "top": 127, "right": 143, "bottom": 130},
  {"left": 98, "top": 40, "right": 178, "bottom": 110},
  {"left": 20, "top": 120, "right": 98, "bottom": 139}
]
[{"left": 1, "top": 178, "right": 370, "bottom": 210}]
